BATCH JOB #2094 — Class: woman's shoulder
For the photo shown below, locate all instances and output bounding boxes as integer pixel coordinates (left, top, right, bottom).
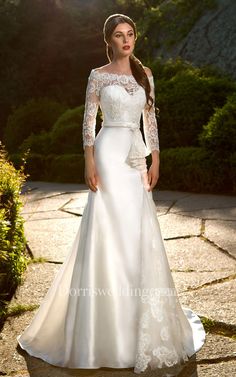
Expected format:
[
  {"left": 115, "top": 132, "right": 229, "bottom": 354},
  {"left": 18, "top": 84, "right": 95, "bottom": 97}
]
[
  {"left": 143, "top": 66, "right": 153, "bottom": 78},
  {"left": 88, "top": 65, "right": 112, "bottom": 82},
  {"left": 91, "top": 64, "right": 112, "bottom": 74},
  {"left": 95, "top": 64, "right": 110, "bottom": 71}
]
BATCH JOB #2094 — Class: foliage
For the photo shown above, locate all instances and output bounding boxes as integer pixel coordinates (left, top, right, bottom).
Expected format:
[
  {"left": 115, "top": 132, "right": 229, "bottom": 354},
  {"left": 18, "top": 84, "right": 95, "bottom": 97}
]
[
  {"left": 19, "top": 131, "right": 52, "bottom": 155},
  {"left": 156, "top": 146, "right": 234, "bottom": 194},
  {"left": 0, "top": 142, "right": 28, "bottom": 304},
  {"left": 49, "top": 154, "right": 85, "bottom": 182},
  {"left": 0, "top": 0, "right": 220, "bottom": 140},
  {"left": 199, "top": 93, "right": 236, "bottom": 156},
  {"left": 10, "top": 152, "right": 85, "bottom": 183},
  {"left": 50, "top": 106, "right": 85, "bottom": 154},
  {"left": 0, "top": 0, "right": 109, "bottom": 138},
  {"left": 17, "top": 104, "right": 103, "bottom": 156},
  {"left": 134, "top": 0, "right": 217, "bottom": 59},
  {"left": 6, "top": 303, "right": 39, "bottom": 317},
  {"left": 3, "top": 97, "right": 67, "bottom": 153},
  {"left": 229, "top": 152, "right": 236, "bottom": 193},
  {"left": 149, "top": 58, "right": 236, "bottom": 149}
]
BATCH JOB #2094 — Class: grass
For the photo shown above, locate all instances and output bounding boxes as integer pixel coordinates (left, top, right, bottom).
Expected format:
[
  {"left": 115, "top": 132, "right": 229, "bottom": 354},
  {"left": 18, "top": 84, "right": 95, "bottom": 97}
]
[
  {"left": 201, "top": 316, "right": 236, "bottom": 340},
  {"left": 6, "top": 303, "right": 39, "bottom": 318}
]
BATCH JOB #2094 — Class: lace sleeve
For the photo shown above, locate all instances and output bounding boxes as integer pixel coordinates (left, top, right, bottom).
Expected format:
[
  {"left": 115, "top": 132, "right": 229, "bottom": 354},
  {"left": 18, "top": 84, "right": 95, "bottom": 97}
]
[
  {"left": 82, "top": 69, "right": 100, "bottom": 150},
  {"left": 142, "top": 75, "right": 160, "bottom": 153}
]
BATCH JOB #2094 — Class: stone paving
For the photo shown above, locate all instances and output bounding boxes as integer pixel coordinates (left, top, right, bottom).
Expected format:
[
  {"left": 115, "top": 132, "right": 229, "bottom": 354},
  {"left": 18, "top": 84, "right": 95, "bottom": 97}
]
[{"left": 0, "top": 181, "right": 235, "bottom": 377}]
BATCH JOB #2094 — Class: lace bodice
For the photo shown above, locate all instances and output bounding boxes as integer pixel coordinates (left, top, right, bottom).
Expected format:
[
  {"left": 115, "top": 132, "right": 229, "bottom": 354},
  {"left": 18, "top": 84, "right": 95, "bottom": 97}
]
[{"left": 82, "top": 69, "right": 160, "bottom": 154}]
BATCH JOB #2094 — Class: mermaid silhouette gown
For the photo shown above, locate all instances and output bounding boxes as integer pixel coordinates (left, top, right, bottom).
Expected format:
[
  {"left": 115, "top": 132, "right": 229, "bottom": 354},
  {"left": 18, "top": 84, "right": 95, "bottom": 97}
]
[{"left": 17, "top": 69, "right": 206, "bottom": 374}]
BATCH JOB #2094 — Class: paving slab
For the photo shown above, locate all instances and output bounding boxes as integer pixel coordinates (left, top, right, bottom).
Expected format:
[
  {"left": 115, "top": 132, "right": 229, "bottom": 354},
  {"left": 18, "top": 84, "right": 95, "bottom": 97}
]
[
  {"left": 197, "top": 360, "right": 236, "bottom": 377},
  {"left": 179, "top": 279, "right": 236, "bottom": 325},
  {"left": 9, "top": 263, "right": 61, "bottom": 307},
  {"left": 153, "top": 190, "right": 191, "bottom": 201},
  {"left": 22, "top": 210, "right": 77, "bottom": 221},
  {"left": 0, "top": 311, "right": 37, "bottom": 375},
  {"left": 24, "top": 217, "right": 81, "bottom": 262},
  {"left": 60, "top": 193, "right": 90, "bottom": 209},
  {"left": 175, "top": 207, "right": 236, "bottom": 221},
  {"left": 61, "top": 207, "right": 85, "bottom": 216},
  {"left": 172, "top": 270, "right": 236, "bottom": 293},
  {"left": 21, "top": 181, "right": 88, "bottom": 198},
  {"left": 154, "top": 200, "right": 173, "bottom": 215},
  {"left": 205, "top": 219, "right": 236, "bottom": 257},
  {"left": 169, "top": 193, "right": 236, "bottom": 214},
  {"left": 198, "top": 333, "right": 236, "bottom": 360},
  {"left": 21, "top": 194, "right": 80, "bottom": 214},
  {"left": 165, "top": 237, "right": 236, "bottom": 272},
  {"left": 158, "top": 214, "right": 201, "bottom": 239}
]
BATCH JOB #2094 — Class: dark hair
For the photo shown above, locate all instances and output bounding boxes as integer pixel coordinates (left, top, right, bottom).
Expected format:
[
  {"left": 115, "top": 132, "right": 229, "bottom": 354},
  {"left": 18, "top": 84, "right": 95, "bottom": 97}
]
[{"left": 103, "top": 13, "right": 153, "bottom": 110}]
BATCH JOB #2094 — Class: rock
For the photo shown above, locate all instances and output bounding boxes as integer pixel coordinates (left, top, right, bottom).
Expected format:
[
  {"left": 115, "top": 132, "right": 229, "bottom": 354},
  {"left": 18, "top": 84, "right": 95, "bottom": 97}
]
[{"left": 156, "top": 0, "right": 236, "bottom": 79}]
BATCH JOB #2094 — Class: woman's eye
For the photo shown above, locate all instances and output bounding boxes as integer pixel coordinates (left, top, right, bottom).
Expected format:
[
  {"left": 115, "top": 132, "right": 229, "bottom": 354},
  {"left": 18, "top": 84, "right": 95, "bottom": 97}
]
[{"left": 115, "top": 33, "right": 133, "bottom": 38}]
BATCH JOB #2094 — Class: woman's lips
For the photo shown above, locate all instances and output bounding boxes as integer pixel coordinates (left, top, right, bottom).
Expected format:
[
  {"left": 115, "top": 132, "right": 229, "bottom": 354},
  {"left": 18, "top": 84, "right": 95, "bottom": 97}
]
[{"left": 123, "top": 46, "right": 130, "bottom": 50}]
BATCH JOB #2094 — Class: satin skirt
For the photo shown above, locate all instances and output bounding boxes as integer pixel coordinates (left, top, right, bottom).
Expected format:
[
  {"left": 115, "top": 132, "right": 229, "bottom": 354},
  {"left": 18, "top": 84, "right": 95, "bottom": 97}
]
[{"left": 17, "top": 126, "right": 206, "bottom": 374}]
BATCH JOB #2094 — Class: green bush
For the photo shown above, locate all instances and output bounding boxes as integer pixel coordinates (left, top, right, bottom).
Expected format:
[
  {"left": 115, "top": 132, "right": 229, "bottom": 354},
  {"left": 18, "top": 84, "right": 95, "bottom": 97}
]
[
  {"left": 3, "top": 97, "right": 67, "bottom": 153},
  {"left": 0, "top": 142, "right": 28, "bottom": 303},
  {"left": 48, "top": 154, "right": 85, "bottom": 183},
  {"left": 153, "top": 61, "right": 236, "bottom": 149},
  {"left": 10, "top": 152, "right": 85, "bottom": 183},
  {"left": 19, "top": 131, "right": 52, "bottom": 155},
  {"left": 50, "top": 106, "right": 85, "bottom": 154},
  {"left": 229, "top": 152, "right": 236, "bottom": 193},
  {"left": 19, "top": 106, "right": 88, "bottom": 156},
  {"left": 199, "top": 93, "right": 236, "bottom": 156},
  {"left": 21, "top": 153, "right": 48, "bottom": 180},
  {"left": 158, "top": 146, "right": 233, "bottom": 194}
]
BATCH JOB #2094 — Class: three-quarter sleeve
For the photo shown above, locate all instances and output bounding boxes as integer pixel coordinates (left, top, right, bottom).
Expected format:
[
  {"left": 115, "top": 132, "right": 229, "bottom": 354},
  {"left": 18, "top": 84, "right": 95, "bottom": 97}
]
[
  {"left": 142, "top": 75, "right": 160, "bottom": 153},
  {"left": 82, "top": 69, "right": 100, "bottom": 150}
]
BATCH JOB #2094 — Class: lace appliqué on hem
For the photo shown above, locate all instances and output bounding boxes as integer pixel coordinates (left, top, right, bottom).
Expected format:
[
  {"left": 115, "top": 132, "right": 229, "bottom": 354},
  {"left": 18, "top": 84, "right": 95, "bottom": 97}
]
[{"left": 134, "top": 295, "right": 190, "bottom": 374}]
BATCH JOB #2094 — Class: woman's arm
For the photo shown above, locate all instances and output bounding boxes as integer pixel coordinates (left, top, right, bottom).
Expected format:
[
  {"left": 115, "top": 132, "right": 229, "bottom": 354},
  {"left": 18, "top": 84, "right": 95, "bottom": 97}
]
[
  {"left": 142, "top": 66, "right": 160, "bottom": 191},
  {"left": 82, "top": 69, "right": 100, "bottom": 192}
]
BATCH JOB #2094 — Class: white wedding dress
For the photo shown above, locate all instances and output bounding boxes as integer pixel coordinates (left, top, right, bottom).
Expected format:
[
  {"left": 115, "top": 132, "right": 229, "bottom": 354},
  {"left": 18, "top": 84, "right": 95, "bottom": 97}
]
[{"left": 17, "top": 69, "right": 206, "bottom": 375}]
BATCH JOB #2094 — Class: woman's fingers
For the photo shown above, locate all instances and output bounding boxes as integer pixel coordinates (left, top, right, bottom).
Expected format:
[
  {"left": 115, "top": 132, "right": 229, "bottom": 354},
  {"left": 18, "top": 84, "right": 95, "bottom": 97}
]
[
  {"left": 148, "top": 170, "right": 159, "bottom": 191},
  {"left": 89, "top": 175, "right": 98, "bottom": 192}
]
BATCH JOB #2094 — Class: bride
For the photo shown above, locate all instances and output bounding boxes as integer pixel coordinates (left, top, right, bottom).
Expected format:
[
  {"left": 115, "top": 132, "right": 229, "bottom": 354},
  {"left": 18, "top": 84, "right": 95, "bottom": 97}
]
[{"left": 17, "top": 13, "right": 206, "bottom": 375}]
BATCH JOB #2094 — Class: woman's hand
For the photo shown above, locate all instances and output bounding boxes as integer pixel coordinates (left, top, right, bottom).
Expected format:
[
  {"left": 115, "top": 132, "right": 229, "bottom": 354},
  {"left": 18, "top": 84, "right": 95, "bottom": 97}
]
[
  {"left": 147, "top": 163, "right": 159, "bottom": 191},
  {"left": 84, "top": 157, "right": 99, "bottom": 192},
  {"left": 147, "top": 151, "right": 160, "bottom": 191}
]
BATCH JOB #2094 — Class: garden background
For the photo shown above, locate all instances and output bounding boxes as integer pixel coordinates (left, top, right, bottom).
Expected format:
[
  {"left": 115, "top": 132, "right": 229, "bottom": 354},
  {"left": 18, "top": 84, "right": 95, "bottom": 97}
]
[{"left": 0, "top": 0, "right": 235, "bottom": 194}]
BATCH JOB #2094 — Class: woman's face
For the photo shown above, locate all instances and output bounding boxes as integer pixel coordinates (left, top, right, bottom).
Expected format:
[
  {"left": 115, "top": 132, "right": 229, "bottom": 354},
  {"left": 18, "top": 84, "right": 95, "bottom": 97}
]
[{"left": 109, "top": 22, "right": 135, "bottom": 58}]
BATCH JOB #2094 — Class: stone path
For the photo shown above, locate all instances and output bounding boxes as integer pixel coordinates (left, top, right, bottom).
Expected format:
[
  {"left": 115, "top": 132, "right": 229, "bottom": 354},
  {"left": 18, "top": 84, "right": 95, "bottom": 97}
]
[{"left": 0, "top": 181, "right": 235, "bottom": 377}]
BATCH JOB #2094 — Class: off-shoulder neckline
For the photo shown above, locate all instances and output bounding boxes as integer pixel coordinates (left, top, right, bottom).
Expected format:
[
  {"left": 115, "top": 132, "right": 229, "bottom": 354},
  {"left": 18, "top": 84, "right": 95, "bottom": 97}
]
[{"left": 91, "top": 68, "right": 153, "bottom": 80}]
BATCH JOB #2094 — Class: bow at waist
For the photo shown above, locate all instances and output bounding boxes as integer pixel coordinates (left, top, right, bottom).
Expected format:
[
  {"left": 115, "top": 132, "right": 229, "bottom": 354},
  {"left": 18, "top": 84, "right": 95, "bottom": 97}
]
[
  {"left": 102, "top": 121, "right": 150, "bottom": 160},
  {"left": 102, "top": 120, "right": 151, "bottom": 177}
]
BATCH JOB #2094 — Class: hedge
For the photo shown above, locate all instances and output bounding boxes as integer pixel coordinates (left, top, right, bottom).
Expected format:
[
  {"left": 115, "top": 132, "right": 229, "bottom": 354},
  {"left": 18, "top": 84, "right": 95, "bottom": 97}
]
[
  {"left": 10, "top": 148, "right": 235, "bottom": 195},
  {"left": 156, "top": 147, "right": 234, "bottom": 194},
  {"left": 0, "top": 143, "right": 28, "bottom": 315},
  {"left": 10, "top": 152, "right": 85, "bottom": 183}
]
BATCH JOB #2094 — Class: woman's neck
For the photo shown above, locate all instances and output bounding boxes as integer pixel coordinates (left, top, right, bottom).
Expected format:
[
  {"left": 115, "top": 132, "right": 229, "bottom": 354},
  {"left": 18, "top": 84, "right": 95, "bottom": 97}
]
[{"left": 110, "top": 56, "right": 131, "bottom": 74}]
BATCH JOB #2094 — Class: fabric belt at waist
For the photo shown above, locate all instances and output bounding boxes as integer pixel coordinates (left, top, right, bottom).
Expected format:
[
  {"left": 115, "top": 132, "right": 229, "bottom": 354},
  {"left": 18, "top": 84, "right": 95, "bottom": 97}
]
[
  {"left": 102, "top": 121, "right": 150, "bottom": 172},
  {"left": 102, "top": 121, "right": 139, "bottom": 129}
]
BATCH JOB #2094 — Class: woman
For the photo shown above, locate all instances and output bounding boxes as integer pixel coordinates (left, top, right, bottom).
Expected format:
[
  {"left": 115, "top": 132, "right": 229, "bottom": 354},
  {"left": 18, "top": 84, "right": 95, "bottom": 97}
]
[{"left": 17, "top": 13, "right": 206, "bottom": 375}]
